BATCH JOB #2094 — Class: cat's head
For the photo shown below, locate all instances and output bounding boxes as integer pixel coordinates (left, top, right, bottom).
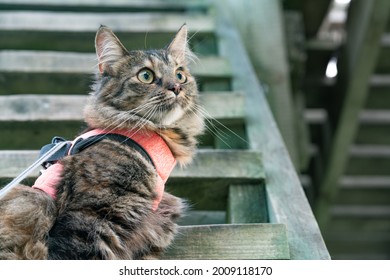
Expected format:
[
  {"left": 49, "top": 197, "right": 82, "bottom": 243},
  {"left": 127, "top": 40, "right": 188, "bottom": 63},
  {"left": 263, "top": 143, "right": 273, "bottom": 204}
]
[{"left": 84, "top": 25, "right": 204, "bottom": 164}]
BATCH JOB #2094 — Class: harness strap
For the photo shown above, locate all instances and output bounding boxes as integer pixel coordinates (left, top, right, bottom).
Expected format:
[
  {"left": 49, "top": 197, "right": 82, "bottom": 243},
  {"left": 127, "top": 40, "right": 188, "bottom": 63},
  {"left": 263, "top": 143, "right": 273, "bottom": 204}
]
[
  {"left": 70, "top": 133, "right": 155, "bottom": 168},
  {"left": 33, "top": 129, "right": 176, "bottom": 211}
]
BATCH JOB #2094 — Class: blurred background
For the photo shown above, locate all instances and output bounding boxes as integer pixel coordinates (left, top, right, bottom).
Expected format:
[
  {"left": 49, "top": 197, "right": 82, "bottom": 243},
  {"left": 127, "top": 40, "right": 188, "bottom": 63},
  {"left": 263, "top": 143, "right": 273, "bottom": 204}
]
[{"left": 0, "top": 0, "right": 389, "bottom": 260}]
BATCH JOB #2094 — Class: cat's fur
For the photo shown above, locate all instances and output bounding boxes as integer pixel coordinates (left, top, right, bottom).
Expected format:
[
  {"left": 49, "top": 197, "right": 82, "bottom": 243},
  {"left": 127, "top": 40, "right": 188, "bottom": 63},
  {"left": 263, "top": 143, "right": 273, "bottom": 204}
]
[{"left": 0, "top": 25, "right": 204, "bottom": 259}]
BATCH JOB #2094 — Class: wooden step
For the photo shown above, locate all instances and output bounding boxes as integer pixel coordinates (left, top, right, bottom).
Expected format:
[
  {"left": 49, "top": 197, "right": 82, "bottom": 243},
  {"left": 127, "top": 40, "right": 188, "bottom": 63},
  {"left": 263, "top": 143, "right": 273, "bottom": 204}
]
[
  {"left": 0, "top": 149, "right": 264, "bottom": 211},
  {"left": 325, "top": 231, "right": 390, "bottom": 260},
  {"left": 345, "top": 145, "right": 390, "bottom": 175},
  {"left": 328, "top": 206, "right": 390, "bottom": 233},
  {"left": 0, "top": 51, "right": 232, "bottom": 93},
  {"left": 356, "top": 110, "right": 390, "bottom": 145},
  {"left": 336, "top": 176, "right": 390, "bottom": 205},
  {"left": 0, "top": 0, "right": 209, "bottom": 12},
  {"left": 0, "top": 8, "right": 217, "bottom": 54},
  {"left": 178, "top": 210, "right": 226, "bottom": 226},
  {"left": 162, "top": 224, "right": 290, "bottom": 260},
  {"left": 0, "top": 149, "right": 264, "bottom": 181},
  {"left": 0, "top": 11, "right": 216, "bottom": 52},
  {"left": 0, "top": 92, "right": 245, "bottom": 122},
  {"left": 0, "top": 92, "right": 246, "bottom": 150},
  {"left": 0, "top": 11, "right": 213, "bottom": 33},
  {"left": 366, "top": 85, "right": 390, "bottom": 109}
]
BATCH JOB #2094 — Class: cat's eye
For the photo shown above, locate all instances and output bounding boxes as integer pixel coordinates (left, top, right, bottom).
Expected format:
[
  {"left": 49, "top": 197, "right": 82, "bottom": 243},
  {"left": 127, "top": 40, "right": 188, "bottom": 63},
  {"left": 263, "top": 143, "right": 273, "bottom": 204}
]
[
  {"left": 176, "top": 69, "right": 187, "bottom": 83},
  {"left": 137, "top": 69, "right": 155, "bottom": 84}
]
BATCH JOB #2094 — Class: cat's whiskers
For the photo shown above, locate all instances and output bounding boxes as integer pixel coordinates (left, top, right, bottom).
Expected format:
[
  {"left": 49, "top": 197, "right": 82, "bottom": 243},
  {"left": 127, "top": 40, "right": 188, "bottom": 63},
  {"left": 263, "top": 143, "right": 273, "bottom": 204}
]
[{"left": 188, "top": 104, "right": 248, "bottom": 148}]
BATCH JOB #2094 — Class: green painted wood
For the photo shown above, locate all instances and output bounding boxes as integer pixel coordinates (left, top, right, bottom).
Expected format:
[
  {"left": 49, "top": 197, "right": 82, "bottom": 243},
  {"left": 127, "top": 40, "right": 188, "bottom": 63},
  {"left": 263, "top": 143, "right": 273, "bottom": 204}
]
[
  {"left": 0, "top": 149, "right": 264, "bottom": 180},
  {"left": 0, "top": 51, "right": 229, "bottom": 76},
  {"left": 178, "top": 211, "right": 226, "bottom": 226},
  {"left": 0, "top": 31, "right": 216, "bottom": 54},
  {"left": 227, "top": 184, "right": 268, "bottom": 223},
  {"left": 316, "top": 0, "right": 390, "bottom": 229},
  {"left": 0, "top": 149, "right": 264, "bottom": 211},
  {"left": 0, "top": 51, "right": 231, "bottom": 94},
  {"left": 337, "top": 176, "right": 390, "bottom": 205},
  {"left": 225, "top": 0, "right": 299, "bottom": 169},
  {"left": 0, "top": 92, "right": 245, "bottom": 122},
  {"left": 0, "top": 0, "right": 209, "bottom": 11},
  {"left": 345, "top": 145, "right": 390, "bottom": 176},
  {"left": 0, "top": 121, "right": 245, "bottom": 151},
  {"left": 214, "top": 1, "right": 330, "bottom": 259},
  {"left": 162, "top": 224, "right": 290, "bottom": 260},
  {"left": 0, "top": 11, "right": 214, "bottom": 33},
  {"left": 326, "top": 232, "right": 390, "bottom": 259}
]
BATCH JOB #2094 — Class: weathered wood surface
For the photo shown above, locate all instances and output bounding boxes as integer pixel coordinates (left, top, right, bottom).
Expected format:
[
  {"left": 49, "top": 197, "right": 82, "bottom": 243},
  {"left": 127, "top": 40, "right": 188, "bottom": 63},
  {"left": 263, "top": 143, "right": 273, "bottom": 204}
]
[
  {"left": 325, "top": 231, "right": 390, "bottom": 260},
  {"left": 178, "top": 211, "right": 226, "bottom": 226},
  {"left": 337, "top": 176, "right": 390, "bottom": 205},
  {"left": 0, "top": 149, "right": 264, "bottom": 180},
  {"left": 0, "top": 51, "right": 230, "bottom": 77},
  {"left": 162, "top": 224, "right": 290, "bottom": 260},
  {"left": 0, "top": 92, "right": 245, "bottom": 122},
  {"left": 225, "top": 0, "right": 299, "bottom": 169},
  {"left": 227, "top": 184, "right": 268, "bottom": 223},
  {"left": 214, "top": 1, "right": 330, "bottom": 259},
  {"left": 0, "top": 0, "right": 209, "bottom": 10},
  {"left": 0, "top": 11, "right": 214, "bottom": 33},
  {"left": 315, "top": 0, "right": 390, "bottom": 228},
  {"left": 344, "top": 145, "right": 390, "bottom": 175},
  {"left": 0, "top": 51, "right": 231, "bottom": 94}
]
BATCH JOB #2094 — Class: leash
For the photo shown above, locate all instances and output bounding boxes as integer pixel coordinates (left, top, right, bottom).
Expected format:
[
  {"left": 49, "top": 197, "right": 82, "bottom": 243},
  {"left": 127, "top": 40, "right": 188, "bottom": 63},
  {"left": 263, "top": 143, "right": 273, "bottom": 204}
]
[{"left": 0, "top": 140, "right": 69, "bottom": 200}]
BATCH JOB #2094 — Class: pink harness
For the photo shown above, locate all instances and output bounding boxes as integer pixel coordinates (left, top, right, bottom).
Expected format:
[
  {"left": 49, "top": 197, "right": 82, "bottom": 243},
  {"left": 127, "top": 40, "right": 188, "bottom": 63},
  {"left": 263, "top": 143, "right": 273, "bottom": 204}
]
[{"left": 32, "top": 129, "right": 176, "bottom": 211}]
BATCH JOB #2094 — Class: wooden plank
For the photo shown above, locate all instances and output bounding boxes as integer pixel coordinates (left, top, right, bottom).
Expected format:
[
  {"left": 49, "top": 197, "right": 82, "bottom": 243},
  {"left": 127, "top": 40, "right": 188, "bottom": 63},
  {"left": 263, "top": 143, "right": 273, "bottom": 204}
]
[
  {"left": 0, "top": 92, "right": 245, "bottom": 122},
  {"left": 0, "top": 0, "right": 209, "bottom": 11},
  {"left": 0, "top": 149, "right": 264, "bottom": 180},
  {"left": 315, "top": 0, "right": 390, "bottom": 228},
  {"left": 0, "top": 11, "right": 214, "bottom": 33},
  {"left": 0, "top": 31, "right": 216, "bottom": 54},
  {"left": 227, "top": 184, "right": 268, "bottom": 223},
  {"left": 162, "top": 224, "right": 290, "bottom": 260},
  {"left": 328, "top": 207, "right": 390, "bottom": 233},
  {"left": 214, "top": 1, "right": 330, "bottom": 259},
  {"left": 225, "top": 0, "right": 299, "bottom": 168},
  {"left": 337, "top": 176, "right": 390, "bottom": 205},
  {"left": 0, "top": 51, "right": 229, "bottom": 76},
  {"left": 344, "top": 145, "right": 390, "bottom": 175},
  {"left": 178, "top": 211, "right": 226, "bottom": 226},
  {"left": 326, "top": 232, "right": 390, "bottom": 259},
  {"left": 0, "top": 51, "right": 231, "bottom": 94}
]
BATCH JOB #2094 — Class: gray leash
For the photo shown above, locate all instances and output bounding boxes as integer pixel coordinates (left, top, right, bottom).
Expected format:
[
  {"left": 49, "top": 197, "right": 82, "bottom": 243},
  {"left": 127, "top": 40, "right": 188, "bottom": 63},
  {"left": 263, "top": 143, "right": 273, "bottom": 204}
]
[{"left": 0, "top": 141, "right": 69, "bottom": 200}]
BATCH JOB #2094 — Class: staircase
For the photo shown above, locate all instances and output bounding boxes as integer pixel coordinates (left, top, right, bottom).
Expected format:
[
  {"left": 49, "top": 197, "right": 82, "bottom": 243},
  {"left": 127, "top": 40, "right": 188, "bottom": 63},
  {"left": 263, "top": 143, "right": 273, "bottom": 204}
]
[{"left": 0, "top": 0, "right": 329, "bottom": 259}]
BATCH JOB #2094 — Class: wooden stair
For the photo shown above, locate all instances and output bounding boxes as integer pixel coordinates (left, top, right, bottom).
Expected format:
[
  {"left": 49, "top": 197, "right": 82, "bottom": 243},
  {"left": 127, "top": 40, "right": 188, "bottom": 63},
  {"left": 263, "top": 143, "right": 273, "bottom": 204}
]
[
  {"left": 0, "top": 0, "right": 329, "bottom": 259},
  {"left": 292, "top": 0, "right": 390, "bottom": 259}
]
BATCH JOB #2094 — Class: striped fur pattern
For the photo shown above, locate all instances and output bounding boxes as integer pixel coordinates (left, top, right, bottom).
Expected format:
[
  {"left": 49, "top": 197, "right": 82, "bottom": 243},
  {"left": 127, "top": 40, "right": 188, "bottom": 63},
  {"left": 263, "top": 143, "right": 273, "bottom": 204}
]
[{"left": 0, "top": 25, "right": 204, "bottom": 259}]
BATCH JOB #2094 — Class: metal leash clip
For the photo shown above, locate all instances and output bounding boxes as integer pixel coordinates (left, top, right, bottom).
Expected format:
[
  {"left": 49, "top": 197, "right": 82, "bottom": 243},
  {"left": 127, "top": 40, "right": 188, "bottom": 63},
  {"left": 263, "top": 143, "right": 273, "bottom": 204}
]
[{"left": 0, "top": 140, "right": 69, "bottom": 200}]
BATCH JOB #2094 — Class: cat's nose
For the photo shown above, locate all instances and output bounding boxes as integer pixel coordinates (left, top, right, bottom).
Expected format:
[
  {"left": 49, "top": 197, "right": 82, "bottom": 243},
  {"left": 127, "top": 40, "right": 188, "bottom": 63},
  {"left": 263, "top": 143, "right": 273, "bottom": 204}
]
[{"left": 168, "top": 83, "right": 181, "bottom": 96}]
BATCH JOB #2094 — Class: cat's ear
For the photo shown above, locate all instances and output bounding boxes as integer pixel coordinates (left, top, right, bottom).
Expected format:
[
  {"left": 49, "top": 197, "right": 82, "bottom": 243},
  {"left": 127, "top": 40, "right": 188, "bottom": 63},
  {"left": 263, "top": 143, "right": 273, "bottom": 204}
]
[
  {"left": 95, "top": 25, "right": 128, "bottom": 74},
  {"left": 167, "top": 24, "right": 192, "bottom": 62}
]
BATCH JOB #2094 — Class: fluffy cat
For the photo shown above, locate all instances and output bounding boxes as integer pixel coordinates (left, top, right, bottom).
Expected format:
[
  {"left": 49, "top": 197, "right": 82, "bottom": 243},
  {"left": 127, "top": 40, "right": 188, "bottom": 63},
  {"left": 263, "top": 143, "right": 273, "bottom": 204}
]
[{"left": 0, "top": 24, "right": 204, "bottom": 259}]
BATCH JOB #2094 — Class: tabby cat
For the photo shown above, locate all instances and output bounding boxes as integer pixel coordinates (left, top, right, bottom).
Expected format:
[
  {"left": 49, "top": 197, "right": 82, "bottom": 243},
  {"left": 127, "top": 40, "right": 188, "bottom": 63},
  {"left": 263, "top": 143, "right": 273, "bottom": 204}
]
[{"left": 0, "top": 24, "right": 204, "bottom": 259}]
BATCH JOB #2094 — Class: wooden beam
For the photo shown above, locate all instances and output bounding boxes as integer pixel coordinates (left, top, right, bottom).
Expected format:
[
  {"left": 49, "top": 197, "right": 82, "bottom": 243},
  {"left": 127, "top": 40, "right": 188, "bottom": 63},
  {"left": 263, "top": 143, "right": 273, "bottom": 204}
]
[
  {"left": 224, "top": 0, "right": 299, "bottom": 169},
  {"left": 214, "top": 1, "right": 330, "bottom": 259},
  {"left": 227, "top": 184, "right": 268, "bottom": 223},
  {"left": 316, "top": 0, "right": 390, "bottom": 228},
  {"left": 162, "top": 224, "right": 290, "bottom": 260}
]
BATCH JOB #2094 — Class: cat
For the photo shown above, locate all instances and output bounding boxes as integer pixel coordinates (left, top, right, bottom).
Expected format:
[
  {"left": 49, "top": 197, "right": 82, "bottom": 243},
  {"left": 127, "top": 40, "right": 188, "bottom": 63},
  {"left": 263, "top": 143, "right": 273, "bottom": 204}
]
[{"left": 0, "top": 24, "right": 204, "bottom": 259}]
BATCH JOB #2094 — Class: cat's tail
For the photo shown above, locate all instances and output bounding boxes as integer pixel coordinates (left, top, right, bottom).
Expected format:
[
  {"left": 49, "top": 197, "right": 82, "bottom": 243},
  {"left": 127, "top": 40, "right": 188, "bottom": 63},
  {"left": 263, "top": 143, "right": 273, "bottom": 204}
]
[{"left": 0, "top": 185, "right": 57, "bottom": 260}]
